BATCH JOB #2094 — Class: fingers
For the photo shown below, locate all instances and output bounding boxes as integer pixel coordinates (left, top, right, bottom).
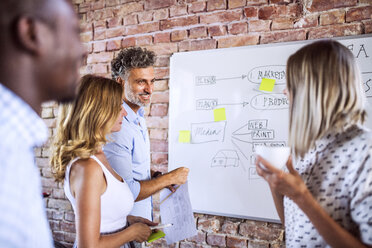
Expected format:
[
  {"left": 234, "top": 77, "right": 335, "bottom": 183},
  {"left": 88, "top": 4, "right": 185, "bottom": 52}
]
[
  {"left": 286, "top": 156, "right": 298, "bottom": 175},
  {"left": 255, "top": 155, "right": 282, "bottom": 175},
  {"left": 167, "top": 185, "right": 176, "bottom": 192}
]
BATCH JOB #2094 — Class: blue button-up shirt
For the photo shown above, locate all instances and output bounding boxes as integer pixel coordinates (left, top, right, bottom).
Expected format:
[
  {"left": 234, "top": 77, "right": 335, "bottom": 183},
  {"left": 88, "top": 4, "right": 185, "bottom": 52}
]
[
  {"left": 104, "top": 101, "right": 152, "bottom": 220},
  {"left": 0, "top": 83, "right": 53, "bottom": 247}
]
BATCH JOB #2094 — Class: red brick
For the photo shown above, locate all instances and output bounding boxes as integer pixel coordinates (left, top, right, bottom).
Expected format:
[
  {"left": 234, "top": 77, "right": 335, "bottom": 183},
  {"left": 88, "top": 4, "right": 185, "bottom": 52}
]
[
  {"left": 208, "top": 25, "right": 227, "bottom": 36},
  {"left": 93, "top": 41, "right": 106, "bottom": 52},
  {"left": 221, "top": 220, "right": 239, "bottom": 234},
  {"left": 41, "top": 177, "right": 58, "bottom": 188},
  {"left": 107, "top": 17, "right": 122, "bottom": 28},
  {"left": 93, "top": 28, "right": 106, "bottom": 40},
  {"left": 227, "top": 236, "right": 247, "bottom": 247},
  {"left": 170, "top": 5, "right": 188, "bottom": 17},
  {"left": 248, "top": 20, "right": 271, "bottom": 32},
  {"left": 124, "top": 14, "right": 138, "bottom": 26},
  {"left": 363, "top": 20, "right": 372, "bottom": 33},
  {"left": 153, "top": 8, "right": 169, "bottom": 21},
  {"left": 154, "top": 56, "right": 169, "bottom": 67},
  {"left": 179, "top": 39, "right": 217, "bottom": 52},
  {"left": 244, "top": 7, "right": 259, "bottom": 18},
  {"left": 150, "top": 103, "right": 168, "bottom": 116},
  {"left": 189, "top": 26, "right": 208, "bottom": 39},
  {"left": 87, "top": 52, "right": 113, "bottom": 63},
  {"left": 229, "top": 22, "right": 248, "bottom": 34},
  {"left": 151, "top": 91, "right": 170, "bottom": 103},
  {"left": 151, "top": 152, "right": 168, "bottom": 164},
  {"left": 186, "top": 231, "right": 206, "bottom": 243},
  {"left": 200, "top": 10, "right": 242, "bottom": 24},
  {"left": 64, "top": 232, "right": 76, "bottom": 243},
  {"left": 138, "top": 11, "right": 154, "bottom": 23},
  {"left": 360, "top": 0, "right": 372, "bottom": 3},
  {"left": 271, "top": 0, "right": 293, "bottom": 3},
  {"left": 106, "top": 27, "right": 124, "bottom": 38},
  {"left": 320, "top": 9, "right": 345, "bottom": 25},
  {"left": 154, "top": 32, "right": 171, "bottom": 43},
  {"left": 145, "top": 0, "right": 176, "bottom": 10},
  {"left": 92, "top": 8, "right": 114, "bottom": 21},
  {"left": 239, "top": 222, "right": 283, "bottom": 241},
  {"left": 122, "top": 37, "right": 136, "bottom": 48},
  {"left": 189, "top": 2, "right": 207, "bottom": 13},
  {"left": 80, "top": 22, "right": 92, "bottom": 33},
  {"left": 154, "top": 80, "right": 168, "bottom": 91},
  {"left": 80, "top": 32, "right": 93, "bottom": 42},
  {"left": 60, "top": 221, "right": 76, "bottom": 233},
  {"left": 261, "top": 29, "right": 306, "bottom": 44},
  {"left": 134, "top": 36, "right": 151, "bottom": 46},
  {"left": 160, "top": 16, "right": 198, "bottom": 30},
  {"left": 247, "top": 0, "right": 268, "bottom": 5},
  {"left": 294, "top": 14, "right": 318, "bottom": 28},
  {"left": 150, "top": 139, "right": 168, "bottom": 152},
  {"left": 149, "top": 129, "right": 167, "bottom": 141},
  {"left": 124, "top": 22, "right": 159, "bottom": 35},
  {"left": 49, "top": 220, "right": 59, "bottom": 230},
  {"left": 206, "top": 234, "right": 226, "bottom": 246},
  {"left": 117, "top": 2, "right": 143, "bottom": 16},
  {"left": 107, "top": 39, "right": 122, "bottom": 51},
  {"left": 78, "top": 3, "right": 90, "bottom": 13},
  {"left": 308, "top": 23, "right": 362, "bottom": 39},
  {"left": 346, "top": 6, "right": 372, "bottom": 22},
  {"left": 258, "top": 4, "right": 301, "bottom": 20},
  {"left": 65, "top": 211, "right": 75, "bottom": 222},
  {"left": 229, "top": 0, "right": 246, "bottom": 8},
  {"left": 154, "top": 67, "right": 169, "bottom": 79},
  {"left": 106, "top": 0, "right": 121, "bottom": 7},
  {"left": 93, "top": 20, "right": 106, "bottom": 29},
  {"left": 91, "top": 63, "right": 108, "bottom": 74},
  {"left": 144, "top": 43, "right": 178, "bottom": 55},
  {"left": 207, "top": 0, "right": 227, "bottom": 11},
  {"left": 272, "top": 18, "right": 294, "bottom": 30},
  {"left": 307, "top": 0, "right": 357, "bottom": 12},
  {"left": 198, "top": 217, "right": 220, "bottom": 232},
  {"left": 91, "top": 1, "right": 104, "bottom": 10},
  {"left": 171, "top": 30, "right": 188, "bottom": 42},
  {"left": 248, "top": 240, "right": 270, "bottom": 248}
]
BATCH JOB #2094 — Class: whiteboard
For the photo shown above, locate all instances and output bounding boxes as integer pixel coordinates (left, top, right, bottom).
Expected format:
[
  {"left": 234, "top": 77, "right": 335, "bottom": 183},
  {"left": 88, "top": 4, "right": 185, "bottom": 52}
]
[{"left": 168, "top": 35, "right": 372, "bottom": 222}]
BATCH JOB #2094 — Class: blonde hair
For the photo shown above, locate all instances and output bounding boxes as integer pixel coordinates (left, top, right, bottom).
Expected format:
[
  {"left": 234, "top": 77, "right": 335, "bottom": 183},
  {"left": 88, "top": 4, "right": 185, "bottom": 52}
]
[
  {"left": 50, "top": 75, "right": 123, "bottom": 182},
  {"left": 286, "top": 40, "right": 366, "bottom": 157}
]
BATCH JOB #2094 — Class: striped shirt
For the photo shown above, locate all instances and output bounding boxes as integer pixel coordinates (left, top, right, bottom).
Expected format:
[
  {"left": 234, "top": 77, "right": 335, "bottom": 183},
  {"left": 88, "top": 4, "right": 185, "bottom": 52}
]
[{"left": 0, "top": 83, "right": 53, "bottom": 247}]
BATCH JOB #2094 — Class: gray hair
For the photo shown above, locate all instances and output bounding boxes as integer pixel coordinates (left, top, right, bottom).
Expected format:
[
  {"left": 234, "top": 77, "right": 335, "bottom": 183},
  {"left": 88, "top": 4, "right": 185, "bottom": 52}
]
[{"left": 111, "top": 47, "right": 156, "bottom": 80}]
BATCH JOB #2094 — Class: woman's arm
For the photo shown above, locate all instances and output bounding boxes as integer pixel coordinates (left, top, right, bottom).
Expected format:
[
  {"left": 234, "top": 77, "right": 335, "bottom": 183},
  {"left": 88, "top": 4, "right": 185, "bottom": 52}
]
[
  {"left": 256, "top": 155, "right": 371, "bottom": 248},
  {"left": 70, "top": 159, "right": 151, "bottom": 248}
]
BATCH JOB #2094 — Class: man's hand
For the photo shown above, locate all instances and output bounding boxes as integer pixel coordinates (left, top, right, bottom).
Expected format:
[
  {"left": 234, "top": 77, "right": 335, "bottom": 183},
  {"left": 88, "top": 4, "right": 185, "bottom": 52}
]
[{"left": 167, "top": 167, "right": 189, "bottom": 188}]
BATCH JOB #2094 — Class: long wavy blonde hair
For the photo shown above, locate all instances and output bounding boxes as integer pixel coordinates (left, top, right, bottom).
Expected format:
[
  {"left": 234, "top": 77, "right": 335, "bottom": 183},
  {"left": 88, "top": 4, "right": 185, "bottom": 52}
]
[
  {"left": 286, "top": 40, "right": 366, "bottom": 157},
  {"left": 50, "top": 74, "right": 123, "bottom": 182}
]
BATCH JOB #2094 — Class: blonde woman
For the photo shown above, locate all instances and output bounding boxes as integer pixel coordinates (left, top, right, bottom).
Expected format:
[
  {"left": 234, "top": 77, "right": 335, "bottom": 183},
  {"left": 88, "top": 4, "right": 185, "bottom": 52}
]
[
  {"left": 256, "top": 40, "right": 372, "bottom": 247},
  {"left": 51, "top": 75, "right": 154, "bottom": 248}
]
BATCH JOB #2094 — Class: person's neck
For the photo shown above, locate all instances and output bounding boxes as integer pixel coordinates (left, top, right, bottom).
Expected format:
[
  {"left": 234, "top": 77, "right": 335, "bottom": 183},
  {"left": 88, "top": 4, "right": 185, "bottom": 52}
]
[
  {"left": 124, "top": 99, "right": 140, "bottom": 113},
  {"left": 0, "top": 59, "right": 43, "bottom": 115}
]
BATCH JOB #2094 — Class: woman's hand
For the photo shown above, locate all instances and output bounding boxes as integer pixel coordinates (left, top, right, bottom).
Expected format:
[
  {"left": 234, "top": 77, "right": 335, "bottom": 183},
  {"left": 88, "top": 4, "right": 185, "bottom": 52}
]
[
  {"left": 255, "top": 155, "right": 308, "bottom": 204},
  {"left": 127, "top": 215, "right": 157, "bottom": 227},
  {"left": 127, "top": 223, "right": 152, "bottom": 242}
]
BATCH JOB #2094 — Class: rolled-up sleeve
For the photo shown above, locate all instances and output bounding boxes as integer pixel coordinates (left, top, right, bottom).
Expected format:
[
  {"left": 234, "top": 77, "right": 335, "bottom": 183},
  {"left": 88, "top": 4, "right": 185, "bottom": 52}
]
[
  {"left": 350, "top": 150, "right": 372, "bottom": 245},
  {"left": 104, "top": 131, "right": 141, "bottom": 200}
]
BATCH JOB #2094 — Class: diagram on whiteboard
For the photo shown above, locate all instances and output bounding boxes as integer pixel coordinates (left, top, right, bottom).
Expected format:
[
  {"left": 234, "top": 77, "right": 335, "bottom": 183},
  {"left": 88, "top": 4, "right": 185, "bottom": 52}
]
[{"left": 169, "top": 35, "right": 372, "bottom": 222}]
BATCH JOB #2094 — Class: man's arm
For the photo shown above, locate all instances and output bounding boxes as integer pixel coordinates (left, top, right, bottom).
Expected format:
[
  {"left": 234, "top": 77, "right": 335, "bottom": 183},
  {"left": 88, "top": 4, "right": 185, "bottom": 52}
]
[{"left": 136, "top": 167, "right": 189, "bottom": 201}]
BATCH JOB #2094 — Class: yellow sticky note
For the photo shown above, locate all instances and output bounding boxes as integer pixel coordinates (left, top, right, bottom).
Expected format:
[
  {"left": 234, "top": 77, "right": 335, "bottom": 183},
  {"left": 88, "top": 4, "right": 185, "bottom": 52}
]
[
  {"left": 147, "top": 230, "right": 165, "bottom": 243},
  {"left": 214, "top": 108, "right": 226, "bottom": 122},
  {"left": 179, "top": 130, "right": 191, "bottom": 143},
  {"left": 259, "top": 78, "right": 276, "bottom": 92}
]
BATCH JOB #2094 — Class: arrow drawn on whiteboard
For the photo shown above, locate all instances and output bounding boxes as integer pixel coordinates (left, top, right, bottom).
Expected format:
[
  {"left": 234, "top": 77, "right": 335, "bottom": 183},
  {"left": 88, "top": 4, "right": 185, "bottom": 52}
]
[{"left": 217, "top": 102, "right": 249, "bottom": 107}]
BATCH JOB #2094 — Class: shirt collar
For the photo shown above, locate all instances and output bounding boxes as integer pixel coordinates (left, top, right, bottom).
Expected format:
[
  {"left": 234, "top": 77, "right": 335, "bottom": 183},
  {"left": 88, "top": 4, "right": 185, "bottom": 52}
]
[
  {"left": 0, "top": 83, "right": 48, "bottom": 147},
  {"left": 122, "top": 100, "right": 145, "bottom": 124}
]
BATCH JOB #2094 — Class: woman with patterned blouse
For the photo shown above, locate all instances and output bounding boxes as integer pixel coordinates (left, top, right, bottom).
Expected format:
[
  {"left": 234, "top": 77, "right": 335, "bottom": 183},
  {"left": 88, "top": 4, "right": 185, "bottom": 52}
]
[{"left": 256, "top": 40, "right": 372, "bottom": 247}]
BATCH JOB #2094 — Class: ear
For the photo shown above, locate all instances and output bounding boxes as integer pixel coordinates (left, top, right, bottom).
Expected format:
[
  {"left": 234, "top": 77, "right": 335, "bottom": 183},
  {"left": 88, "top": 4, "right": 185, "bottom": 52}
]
[
  {"left": 15, "top": 16, "right": 51, "bottom": 56},
  {"left": 116, "top": 76, "right": 126, "bottom": 86}
]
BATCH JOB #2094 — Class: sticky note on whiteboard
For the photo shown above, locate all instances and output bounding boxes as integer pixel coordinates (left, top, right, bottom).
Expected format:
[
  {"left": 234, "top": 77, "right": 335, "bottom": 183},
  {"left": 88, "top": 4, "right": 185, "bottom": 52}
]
[
  {"left": 179, "top": 130, "right": 191, "bottom": 143},
  {"left": 213, "top": 108, "right": 226, "bottom": 122},
  {"left": 259, "top": 78, "right": 276, "bottom": 92}
]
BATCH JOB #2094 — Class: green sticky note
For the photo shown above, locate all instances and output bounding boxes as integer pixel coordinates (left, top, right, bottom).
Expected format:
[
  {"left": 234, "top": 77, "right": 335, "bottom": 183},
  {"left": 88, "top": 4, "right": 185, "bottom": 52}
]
[
  {"left": 259, "top": 78, "right": 276, "bottom": 92},
  {"left": 147, "top": 230, "right": 165, "bottom": 243},
  {"left": 179, "top": 130, "right": 191, "bottom": 143},
  {"left": 214, "top": 108, "right": 226, "bottom": 122}
]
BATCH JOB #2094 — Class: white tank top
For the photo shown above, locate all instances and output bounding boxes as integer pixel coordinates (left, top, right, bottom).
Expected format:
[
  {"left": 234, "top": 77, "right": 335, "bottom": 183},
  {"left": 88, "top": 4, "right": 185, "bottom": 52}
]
[{"left": 64, "top": 155, "right": 134, "bottom": 234}]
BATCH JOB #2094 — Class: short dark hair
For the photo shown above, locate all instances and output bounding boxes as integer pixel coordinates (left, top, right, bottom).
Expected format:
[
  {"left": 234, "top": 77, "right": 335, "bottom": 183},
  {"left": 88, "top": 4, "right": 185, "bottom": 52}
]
[{"left": 111, "top": 47, "right": 156, "bottom": 80}]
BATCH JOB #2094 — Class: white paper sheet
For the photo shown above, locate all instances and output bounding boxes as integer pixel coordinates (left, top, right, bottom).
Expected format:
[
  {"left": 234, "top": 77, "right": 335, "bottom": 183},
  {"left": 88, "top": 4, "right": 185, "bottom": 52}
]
[{"left": 159, "top": 182, "right": 197, "bottom": 244}]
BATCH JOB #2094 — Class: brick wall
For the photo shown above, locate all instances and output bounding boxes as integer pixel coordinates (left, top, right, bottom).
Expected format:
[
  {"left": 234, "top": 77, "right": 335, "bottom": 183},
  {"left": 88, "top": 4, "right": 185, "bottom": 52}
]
[{"left": 37, "top": 0, "right": 372, "bottom": 247}]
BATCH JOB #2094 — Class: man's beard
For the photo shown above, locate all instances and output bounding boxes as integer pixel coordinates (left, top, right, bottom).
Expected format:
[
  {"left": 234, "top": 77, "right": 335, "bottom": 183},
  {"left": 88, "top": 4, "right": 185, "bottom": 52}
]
[{"left": 124, "top": 82, "right": 150, "bottom": 107}]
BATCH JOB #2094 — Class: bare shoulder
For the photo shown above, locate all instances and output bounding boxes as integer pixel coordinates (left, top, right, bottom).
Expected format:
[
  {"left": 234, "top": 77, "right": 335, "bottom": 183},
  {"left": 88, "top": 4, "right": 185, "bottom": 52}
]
[{"left": 70, "top": 157, "right": 104, "bottom": 182}]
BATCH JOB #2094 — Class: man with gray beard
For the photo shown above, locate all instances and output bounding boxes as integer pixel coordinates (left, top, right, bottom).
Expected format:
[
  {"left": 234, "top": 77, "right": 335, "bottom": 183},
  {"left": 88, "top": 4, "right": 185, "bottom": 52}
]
[{"left": 104, "top": 47, "right": 189, "bottom": 224}]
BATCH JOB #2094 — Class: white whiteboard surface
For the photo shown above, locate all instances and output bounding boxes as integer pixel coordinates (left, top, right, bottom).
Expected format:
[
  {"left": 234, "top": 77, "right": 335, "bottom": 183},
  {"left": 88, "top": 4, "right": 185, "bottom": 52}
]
[{"left": 168, "top": 35, "right": 372, "bottom": 222}]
